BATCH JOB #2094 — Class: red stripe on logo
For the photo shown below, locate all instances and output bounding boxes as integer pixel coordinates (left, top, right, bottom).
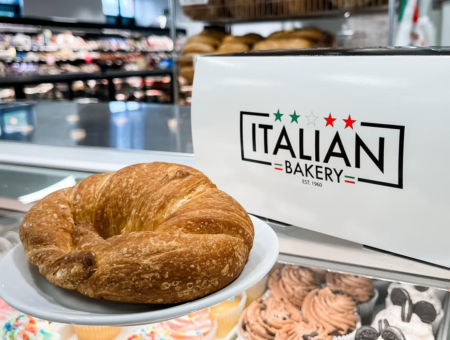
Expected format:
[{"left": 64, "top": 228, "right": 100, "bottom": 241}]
[
  {"left": 275, "top": 167, "right": 283, "bottom": 171},
  {"left": 345, "top": 180, "right": 355, "bottom": 184}
]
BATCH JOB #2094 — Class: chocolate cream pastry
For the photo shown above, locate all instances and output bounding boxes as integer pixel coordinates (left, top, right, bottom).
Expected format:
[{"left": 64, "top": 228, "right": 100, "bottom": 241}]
[
  {"left": 239, "top": 297, "right": 302, "bottom": 340},
  {"left": 274, "top": 321, "right": 331, "bottom": 340},
  {"left": 302, "top": 288, "right": 360, "bottom": 336},
  {"left": 269, "top": 266, "right": 322, "bottom": 309},
  {"left": 326, "top": 273, "right": 374, "bottom": 303}
]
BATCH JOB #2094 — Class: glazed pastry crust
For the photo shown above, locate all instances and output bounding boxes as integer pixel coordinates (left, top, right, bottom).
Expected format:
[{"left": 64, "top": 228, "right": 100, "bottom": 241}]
[{"left": 20, "top": 163, "right": 254, "bottom": 304}]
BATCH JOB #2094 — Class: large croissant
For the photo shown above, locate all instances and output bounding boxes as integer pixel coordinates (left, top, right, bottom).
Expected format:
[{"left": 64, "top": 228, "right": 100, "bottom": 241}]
[{"left": 20, "top": 163, "right": 254, "bottom": 304}]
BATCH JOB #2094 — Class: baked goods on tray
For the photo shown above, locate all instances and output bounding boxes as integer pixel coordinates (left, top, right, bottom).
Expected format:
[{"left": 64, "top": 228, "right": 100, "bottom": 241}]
[{"left": 20, "top": 163, "right": 254, "bottom": 304}]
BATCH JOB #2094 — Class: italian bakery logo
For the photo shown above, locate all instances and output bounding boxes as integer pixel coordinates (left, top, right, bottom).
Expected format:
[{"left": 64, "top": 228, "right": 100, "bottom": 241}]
[{"left": 240, "top": 110, "right": 405, "bottom": 189}]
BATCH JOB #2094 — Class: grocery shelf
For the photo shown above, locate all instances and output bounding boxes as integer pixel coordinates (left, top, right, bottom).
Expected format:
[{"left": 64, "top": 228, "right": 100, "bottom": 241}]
[
  {"left": 0, "top": 69, "right": 172, "bottom": 85},
  {"left": 0, "top": 69, "right": 175, "bottom": 102},
  {"left": 0, "top": 17, "right": 186, "bottom": 36}
]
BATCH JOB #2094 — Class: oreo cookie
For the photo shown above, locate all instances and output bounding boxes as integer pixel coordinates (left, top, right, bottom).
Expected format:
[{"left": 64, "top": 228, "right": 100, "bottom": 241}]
[
  {"left": 378, "top": 319, "right": 389, "bottom": 332},
  {"left": 381, "top": 327, "right": 406, "bottom": 340},
  {"left": 390, "top": 288, "right": 413, "bottom": 322},
  {"left": 413, "top": 300, "right": 437, "bottom": 323},
  {"left": 390, "top": 288, "right": 409, "bottom": 306},
  {"left": 355, "top": 326, "right": 379, "bottom": 340},
  {"left": 414, "top": 285, "right": 429, "bottom": 292}
]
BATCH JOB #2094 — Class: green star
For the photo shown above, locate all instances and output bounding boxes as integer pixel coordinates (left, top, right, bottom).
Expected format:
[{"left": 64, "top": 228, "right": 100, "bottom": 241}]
[
  {"left": 274, "top": 109, "right": 283, "bottom": 122},
  {"left": 290, "top": 111, "right": 300, "bottom": 123}
]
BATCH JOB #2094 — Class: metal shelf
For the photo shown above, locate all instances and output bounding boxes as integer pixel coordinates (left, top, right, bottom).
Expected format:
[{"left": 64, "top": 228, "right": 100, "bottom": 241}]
[
  {"left": 0, "top": 69, "right": 173, "bottom": 86},
  {"left": 180, "top": 0, "right": 391, "bottom": 23},
  {"left": 0, "top": 17, "right": 186, "bottom": 36}
]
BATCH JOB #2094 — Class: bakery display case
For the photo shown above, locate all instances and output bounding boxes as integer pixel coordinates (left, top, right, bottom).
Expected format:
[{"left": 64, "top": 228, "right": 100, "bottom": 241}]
[{"left": 0, "top": 100, "right": 450, "bottom": 339}]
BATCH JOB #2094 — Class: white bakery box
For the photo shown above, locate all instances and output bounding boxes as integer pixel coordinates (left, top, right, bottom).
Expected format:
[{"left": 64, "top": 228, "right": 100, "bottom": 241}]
[{"left": 0, "top": 47, "right": 450, "bottom": 339}]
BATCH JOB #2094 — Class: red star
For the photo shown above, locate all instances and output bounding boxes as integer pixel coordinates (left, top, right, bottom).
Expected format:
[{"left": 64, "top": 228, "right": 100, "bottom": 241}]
[
  {"left": 343, "top": 115, "right": 357, "bottom": 129},
  {"left": 324, "top": 113, "right": 337, "bottom": 127}
]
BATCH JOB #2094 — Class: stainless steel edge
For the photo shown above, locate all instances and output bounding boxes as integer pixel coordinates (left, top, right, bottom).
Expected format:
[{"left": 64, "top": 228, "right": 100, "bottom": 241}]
[
  {"left": 277, "top": 252, "right": 450, "bottom": 290},
  {"left": 268, "top": 220, "right": 450, "bottom": 289},
  {"left": 437, "top": 294, "right": 450, "bottom": 340}
]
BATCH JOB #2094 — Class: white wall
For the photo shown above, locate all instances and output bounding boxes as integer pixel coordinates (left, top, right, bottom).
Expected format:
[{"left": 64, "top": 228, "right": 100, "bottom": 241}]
[{"left": 22, "top": 0, "right": 105, "bottom": 23}]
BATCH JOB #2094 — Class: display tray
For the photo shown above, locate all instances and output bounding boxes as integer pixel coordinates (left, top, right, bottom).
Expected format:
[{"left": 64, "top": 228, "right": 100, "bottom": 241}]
[{"left": 0, "top": 215, "right": 278, "bottom": 326}]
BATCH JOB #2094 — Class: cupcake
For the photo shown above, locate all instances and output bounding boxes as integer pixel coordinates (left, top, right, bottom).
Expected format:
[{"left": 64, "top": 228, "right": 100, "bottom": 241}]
[
  {"left": 211, "top": 292, "right": 247, "bottom": 338},
  {"left": 1, "top": 314, "right": 60, "bottom": 340},
  {"left": 246, "top": 276, "right": 269, "bottom": 307},
  {"left": 127, "top": 326, "right": 170, "bottom": 340},
  {"left": 372, "top": 306, "right": 434, "bottom": 340},
  {"left": 386, "top": 286, "right": 442, "bottom": 334},
  {"left": 269, "top": 265, "right": 322, "bottom": 309},
  {"left": 157, "top": 308, "right": 217, "bottom": 340},
  {"left": 302, "top": 288, "right": 360, "bottom": 339},
  {"left": 73, "top": 325, "right": 121, "bottom": 340},
  {"left": 326, "top": 273, "right": 378, "bottom": 318},
  {"left": 0, "top": 298, "right": 17, "bottom": 325},
  {"left": 386, "top": 283, "right": 445, "bottom": 304},
  {"left": 274, "top": 321, "right": 332, "bottom": 340},
  {"left": 356, "top": 320, "right": 433, "bottom": 340},
  {"left": 238, "top": 297, "right": 303, "bottom": 339}
]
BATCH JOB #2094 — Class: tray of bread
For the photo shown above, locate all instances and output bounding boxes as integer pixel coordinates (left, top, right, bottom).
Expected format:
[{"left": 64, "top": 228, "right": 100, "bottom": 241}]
[
  {"left": 0, "top": 163, "right": 279, "bottom": 326},
  {"left": 178, "top": 27, "right": 335, "bottom": 87}
]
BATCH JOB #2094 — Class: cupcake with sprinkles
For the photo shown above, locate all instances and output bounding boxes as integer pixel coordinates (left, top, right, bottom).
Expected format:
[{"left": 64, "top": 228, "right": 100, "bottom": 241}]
[
  {"left": 127, "top": 326, "right": 171, "bottom": 340},
  {"left": 0, "top": 313, "right": 60, "bottom": 340},
  {"left": 157, "top": 308, "right": 217, "bottom": 340}
]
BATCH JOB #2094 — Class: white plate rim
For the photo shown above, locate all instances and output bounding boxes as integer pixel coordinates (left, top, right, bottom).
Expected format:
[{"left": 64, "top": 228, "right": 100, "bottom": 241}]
[{"left": 0, "top": 215, "right": 278, "bottom": 326}]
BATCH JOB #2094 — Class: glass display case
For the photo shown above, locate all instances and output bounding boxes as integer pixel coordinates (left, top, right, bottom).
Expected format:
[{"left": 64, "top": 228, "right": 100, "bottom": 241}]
[{"left": 0, "top": 101, "right": 449, "bottom": 340}]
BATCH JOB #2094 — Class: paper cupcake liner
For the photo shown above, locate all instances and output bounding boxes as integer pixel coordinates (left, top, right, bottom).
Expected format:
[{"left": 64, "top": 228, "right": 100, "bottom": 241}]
[
  {"left": 245, "top": 275, "right": 268, "bottom": 307},
  {"left": 332, "top": 320, "right": 362, "bottom": 340},
  {"left": 432, "top": 310, "right": 444, "bottom": 334},
  {"left": 372, "top": 280, "right": 390, "bottom": 302},
  {"left": 212, "top": 291, "right": 247, "bottom": 338},
  {"left": 72, "top": 325, "right": 121, "bottom": 340},
  {"left": 356, "top": 289, "right": 379, "bottom": 319}
]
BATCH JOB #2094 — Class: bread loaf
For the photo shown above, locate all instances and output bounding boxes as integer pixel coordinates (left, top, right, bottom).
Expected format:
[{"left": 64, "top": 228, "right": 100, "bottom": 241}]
[
  {"left": 182, "top": 42, "right": 216, "bottom": 55},
  {"left": 180, "top": 66, "right": 195, "bottom": 83},
  {"left": 20, "top": 163, "right": 254, "bottom": 304},
  {"left": 186, "top": 35, "right": 222, "bottom": 47},
  {"left": 217, "top": 42, "right": 250, "bottom": 54},
  {"left": 223, "top": 35, "right": 261, "bottom": 46},
  {"left": 267, "top": 28, "right": 323, "bottom": 42},
  {"left": 253, "top": 38, "right": 314, "bottom": 51}
]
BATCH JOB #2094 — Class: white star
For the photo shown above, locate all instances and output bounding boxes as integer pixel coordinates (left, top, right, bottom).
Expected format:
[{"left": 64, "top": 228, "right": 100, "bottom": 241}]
[{"left": 306, "top": 112, "right": 318, "bottom": 126}]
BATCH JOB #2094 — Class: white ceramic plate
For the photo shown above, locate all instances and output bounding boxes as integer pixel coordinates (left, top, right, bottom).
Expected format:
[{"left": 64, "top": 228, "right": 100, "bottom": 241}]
[{"left": 0, "top": 215, "right": 278, "bottom": 326}]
